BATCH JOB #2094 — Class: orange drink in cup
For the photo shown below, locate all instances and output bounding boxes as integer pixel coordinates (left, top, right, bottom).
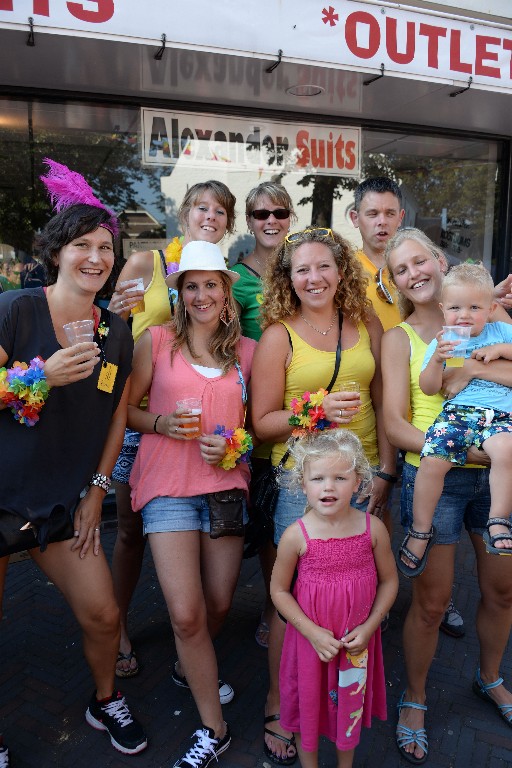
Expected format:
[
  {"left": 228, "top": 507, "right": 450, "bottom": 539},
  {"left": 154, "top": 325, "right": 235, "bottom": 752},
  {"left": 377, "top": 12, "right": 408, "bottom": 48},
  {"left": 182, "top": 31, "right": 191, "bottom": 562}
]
[
  {"left": 442, "top": 325, "right": 471, "bottom": 368},
  {"left": 120, "top": 277, "right": 145, "bottom": 315},
  {"left": 176, "top": 398, "right": 202, "bottom": 439},
  {"left": 339, "top": 380, "right": 360, "bottom": 412}
]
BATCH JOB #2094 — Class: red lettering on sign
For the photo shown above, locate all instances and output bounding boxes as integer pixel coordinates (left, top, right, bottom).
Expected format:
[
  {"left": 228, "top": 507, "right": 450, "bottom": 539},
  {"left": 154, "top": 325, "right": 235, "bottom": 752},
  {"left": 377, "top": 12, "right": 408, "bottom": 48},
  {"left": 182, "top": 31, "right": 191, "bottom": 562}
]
[
  {"left": 475, "top": 36, "right": 501, "bottom": 78},
  {"left": 386, "top": 18, "right": 415, "bottom": 65},
  {"left": 345, "top": 11, "right": 380, "bottom": 60},
  {"left": 450, "top": 30, "right": 472, "bottom": 74},
  {"left": 33, "top": 0, "right": 49, "bottom": 14},
  {"left": 67, "top": 0, "right": 114, "bottom": 23},
  {"left": 503, "top": 39, "right": 512, "bottom": 78},
  {"left": 419, "top": 23, "right": 447, "bottom": 69},
  {"left": 344, "top": 141, "right": 356, "bottom": 171},
  {"left": 0, "top": 1, "right": 14, "bottom": 9},
  {"left": 334, "top": 136, "right": 345, "bottom": 169},
  {"left": 296, "top": 130, "right": 310, "bottom": 168}
]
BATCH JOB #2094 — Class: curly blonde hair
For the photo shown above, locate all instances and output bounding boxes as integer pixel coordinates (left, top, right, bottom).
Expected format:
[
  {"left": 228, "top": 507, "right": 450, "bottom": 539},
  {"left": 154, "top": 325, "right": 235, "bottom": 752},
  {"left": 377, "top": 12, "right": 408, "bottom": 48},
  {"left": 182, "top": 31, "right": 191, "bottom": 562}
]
[
  {"left": 284, "top": 430, "right": 373, "bottom": 497},
  {"left": 168, "top": 271, "right": 241, "bottom": 375},
  {"left": 259, "top": 229, "right": 372, "bottom": 329},
  {"left": 385, "top": 228, "right": 446, "bottom": 320}
]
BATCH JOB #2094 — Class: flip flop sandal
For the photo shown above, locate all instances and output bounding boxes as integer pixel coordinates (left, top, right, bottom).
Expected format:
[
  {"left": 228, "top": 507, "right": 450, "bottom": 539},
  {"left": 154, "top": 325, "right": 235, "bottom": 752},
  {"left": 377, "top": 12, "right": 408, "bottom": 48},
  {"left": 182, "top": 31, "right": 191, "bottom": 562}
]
[
  {"left": 483, "top": 517, "right": 512, "bottom": 556},
  {"left": 396, "top": 525, "right": 437, "bottom": 578},
  {"left": 264, "top": 714, "right": 297, "bottom": 766},
  {"left": 396, "top": 692, "right": 428, "bottom": 765},
  {"left": 255, "top": 617, "right": 270, "bottom": 649},
  {"left": 115, "top": 649, "right": 139, "bottom": 679},
  {"left": 473, "top": 667, "right": 512, "bottom": 727}
]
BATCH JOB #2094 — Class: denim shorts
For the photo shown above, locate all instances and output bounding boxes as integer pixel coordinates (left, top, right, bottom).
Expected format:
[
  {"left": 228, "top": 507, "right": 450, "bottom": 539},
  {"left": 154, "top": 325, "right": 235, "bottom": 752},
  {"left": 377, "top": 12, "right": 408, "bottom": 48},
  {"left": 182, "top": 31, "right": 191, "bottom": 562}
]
[
  {"left": 112, "top": 428, "right": 141, "bottom": 484},
  {"left": 141, "top": 494, "right": 248, "bottom": 535},
  {"left": 401, "top": 461, "right": 490, "bottom": 544},
  {"left": 273, "top": 471, "right": 368, "bottom": 546}
]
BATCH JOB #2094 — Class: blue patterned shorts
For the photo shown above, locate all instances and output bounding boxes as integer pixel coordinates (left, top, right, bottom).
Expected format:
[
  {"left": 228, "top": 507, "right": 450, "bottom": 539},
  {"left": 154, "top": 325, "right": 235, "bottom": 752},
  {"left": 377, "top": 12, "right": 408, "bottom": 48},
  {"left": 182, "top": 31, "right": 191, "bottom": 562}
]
[
  {"left": 112, "top": 428, "right": 141, "bottom": 484},
  {"left": 421, "top": 403, "right": 512, "bottom": 465}
]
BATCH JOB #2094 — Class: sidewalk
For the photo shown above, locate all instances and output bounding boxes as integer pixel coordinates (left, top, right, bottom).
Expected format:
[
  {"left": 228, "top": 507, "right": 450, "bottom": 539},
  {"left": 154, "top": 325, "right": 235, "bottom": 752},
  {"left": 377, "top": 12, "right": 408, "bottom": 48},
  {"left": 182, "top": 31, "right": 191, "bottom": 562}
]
[{"left": 1, "top": 504, "right": 511, "bottom": 767}]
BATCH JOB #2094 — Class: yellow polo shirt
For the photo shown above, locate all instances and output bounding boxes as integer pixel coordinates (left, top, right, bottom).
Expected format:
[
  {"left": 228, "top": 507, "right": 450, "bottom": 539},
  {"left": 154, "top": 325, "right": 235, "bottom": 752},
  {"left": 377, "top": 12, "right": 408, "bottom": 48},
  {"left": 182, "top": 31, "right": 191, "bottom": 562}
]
[{"left": 356, "top": 249, "right": 401, "bottom": 331}]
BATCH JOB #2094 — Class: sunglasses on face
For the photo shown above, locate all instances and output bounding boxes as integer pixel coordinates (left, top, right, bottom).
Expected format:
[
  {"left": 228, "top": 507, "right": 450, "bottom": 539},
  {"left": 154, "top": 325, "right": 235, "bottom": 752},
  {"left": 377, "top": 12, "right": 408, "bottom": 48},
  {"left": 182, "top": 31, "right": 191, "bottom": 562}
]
[
  {"left": 375, "top": 267, "right": 394, "bottom": 304},
  {"left": 250, "top": 208, "right": 290, "bottom": 221},
  {"left": 285, "top": 227, "right": 334, "bottom": 244}
]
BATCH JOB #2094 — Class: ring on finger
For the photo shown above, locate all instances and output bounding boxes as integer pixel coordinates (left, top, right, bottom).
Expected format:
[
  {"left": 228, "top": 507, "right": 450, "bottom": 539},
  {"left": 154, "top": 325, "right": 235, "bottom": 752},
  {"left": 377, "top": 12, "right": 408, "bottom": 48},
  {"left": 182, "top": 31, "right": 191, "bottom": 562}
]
[
  {"left": 339, "top": 409, "right": 343, "bottom": 418},
  {"left": 94, "top": 527, "right": 100, "bottom": 532}
]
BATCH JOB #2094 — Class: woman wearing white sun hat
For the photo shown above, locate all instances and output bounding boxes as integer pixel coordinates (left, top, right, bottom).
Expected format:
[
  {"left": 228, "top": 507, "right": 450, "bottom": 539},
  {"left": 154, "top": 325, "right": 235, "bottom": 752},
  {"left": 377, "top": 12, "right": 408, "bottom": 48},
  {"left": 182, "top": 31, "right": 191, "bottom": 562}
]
[{"left": 128, "top": 240, "right": 257, "bottom": 768}]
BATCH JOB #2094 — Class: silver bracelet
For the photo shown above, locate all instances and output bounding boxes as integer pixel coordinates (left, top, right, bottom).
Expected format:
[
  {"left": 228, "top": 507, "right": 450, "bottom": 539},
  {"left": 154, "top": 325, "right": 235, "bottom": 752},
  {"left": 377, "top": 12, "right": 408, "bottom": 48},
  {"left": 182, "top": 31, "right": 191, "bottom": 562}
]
[{"left": 90, "top": 472, "right": 111, "bottom": 493}]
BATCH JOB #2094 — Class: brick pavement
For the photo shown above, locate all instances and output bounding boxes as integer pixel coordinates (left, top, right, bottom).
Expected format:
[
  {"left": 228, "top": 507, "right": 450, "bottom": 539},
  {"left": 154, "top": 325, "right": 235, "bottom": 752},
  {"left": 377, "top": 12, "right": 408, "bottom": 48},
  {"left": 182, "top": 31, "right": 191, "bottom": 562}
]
[{"left": 1, "top": 507, "right": 511, "bottom": 767}]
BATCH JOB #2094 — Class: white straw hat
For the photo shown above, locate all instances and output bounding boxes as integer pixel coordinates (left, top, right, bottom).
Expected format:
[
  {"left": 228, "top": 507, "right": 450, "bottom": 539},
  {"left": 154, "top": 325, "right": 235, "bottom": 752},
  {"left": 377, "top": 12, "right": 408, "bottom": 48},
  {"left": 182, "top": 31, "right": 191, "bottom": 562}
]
[{"left": 165, "top": 241, "right": 240, "bottom": 287}]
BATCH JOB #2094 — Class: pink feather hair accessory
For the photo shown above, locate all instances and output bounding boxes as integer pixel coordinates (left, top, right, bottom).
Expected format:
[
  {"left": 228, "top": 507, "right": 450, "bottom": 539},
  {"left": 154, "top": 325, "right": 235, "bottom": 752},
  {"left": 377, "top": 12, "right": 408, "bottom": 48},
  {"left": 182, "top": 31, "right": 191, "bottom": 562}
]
[{"left": 40, "top": 158, "right": 119, "bottom": 236}]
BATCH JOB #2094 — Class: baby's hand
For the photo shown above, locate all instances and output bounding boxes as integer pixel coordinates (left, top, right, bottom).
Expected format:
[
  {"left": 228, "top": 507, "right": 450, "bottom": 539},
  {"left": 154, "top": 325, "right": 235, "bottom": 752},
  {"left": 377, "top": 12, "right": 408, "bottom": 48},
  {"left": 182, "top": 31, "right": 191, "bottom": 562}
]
[
  {"left": 341, "top": 624, "right": 372, "bottom": 656},
  {"left": 435, "top": 331, "right": 459, "bottom": 362},
  {"left": 471, "top": 344, "right": 501, "bottom": 364},
  {"left": 308, "top": 626, "right": 342, "bottom": 663}
]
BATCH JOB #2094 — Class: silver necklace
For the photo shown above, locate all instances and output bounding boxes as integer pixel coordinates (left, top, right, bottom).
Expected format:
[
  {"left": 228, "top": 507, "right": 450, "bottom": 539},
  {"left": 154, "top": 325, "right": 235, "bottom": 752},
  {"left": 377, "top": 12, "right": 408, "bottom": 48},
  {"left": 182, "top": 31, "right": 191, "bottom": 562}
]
[{"left": 300, "top": 312, "right": 337, "bottom": 336}]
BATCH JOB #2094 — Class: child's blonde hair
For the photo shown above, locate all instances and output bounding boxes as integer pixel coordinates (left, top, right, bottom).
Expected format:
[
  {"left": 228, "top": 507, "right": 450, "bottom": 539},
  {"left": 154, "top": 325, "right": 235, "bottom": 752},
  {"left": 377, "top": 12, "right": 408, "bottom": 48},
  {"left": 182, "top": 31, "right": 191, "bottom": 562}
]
[
  {"left": 441, "top": 261, "right": 494, "bottom": 300},
  {"left": 285, "top": 431, "right": 373, "bottom": 496}
]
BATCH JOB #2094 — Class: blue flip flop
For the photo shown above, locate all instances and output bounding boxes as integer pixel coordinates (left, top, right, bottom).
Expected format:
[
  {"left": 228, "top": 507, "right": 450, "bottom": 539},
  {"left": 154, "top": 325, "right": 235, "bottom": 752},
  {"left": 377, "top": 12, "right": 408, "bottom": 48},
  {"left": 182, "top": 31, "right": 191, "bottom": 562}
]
[
  {"left": 473, "top": 667, "right": 512, "bottom": 727},
  {"left": 396, "top": 692, "right": 428, "bottom": 765}
]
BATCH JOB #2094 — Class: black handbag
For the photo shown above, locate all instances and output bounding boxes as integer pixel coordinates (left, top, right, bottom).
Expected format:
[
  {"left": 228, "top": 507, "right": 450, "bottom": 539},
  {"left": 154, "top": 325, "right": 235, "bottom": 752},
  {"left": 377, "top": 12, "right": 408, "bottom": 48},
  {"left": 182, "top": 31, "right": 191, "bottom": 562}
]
[
  {"left": 245, "top": 315, "right": 344, "bottom": 555},
  {"left": 0, "top": 505, "right": 75, "bottom": 557},
  {"left": 207, "top": 489, "right": 245, "bottom": 539}
]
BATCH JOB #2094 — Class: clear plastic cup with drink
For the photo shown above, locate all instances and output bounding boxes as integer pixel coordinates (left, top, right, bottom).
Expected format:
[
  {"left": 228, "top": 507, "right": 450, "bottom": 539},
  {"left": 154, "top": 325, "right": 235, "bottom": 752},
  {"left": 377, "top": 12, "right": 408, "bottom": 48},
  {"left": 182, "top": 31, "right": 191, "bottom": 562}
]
[
  {"left": 339, "top": 380, "right": 360, "bottom": 412},
  {"left": 176, "top": 397, "right": 202, "bottom": 439},
  {"left": 63, "top": 319, "right": 95, "bottom": 346},
  {"left": 442, "top": 325, "right": 472, "bottom": 368},
  {"left": 120, "top": 277, "right": 145, "bottom": 315}
]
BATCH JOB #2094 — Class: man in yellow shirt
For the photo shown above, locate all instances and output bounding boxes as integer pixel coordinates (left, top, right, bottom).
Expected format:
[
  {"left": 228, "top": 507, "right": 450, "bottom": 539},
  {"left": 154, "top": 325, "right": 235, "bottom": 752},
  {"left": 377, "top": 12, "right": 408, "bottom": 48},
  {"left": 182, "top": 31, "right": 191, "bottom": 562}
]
[
  {"left": 350, "top": 177, "right": 465, "bottom": 638},
  {"left": 350, "top": 177, "right": 403, "bottom": 332}
]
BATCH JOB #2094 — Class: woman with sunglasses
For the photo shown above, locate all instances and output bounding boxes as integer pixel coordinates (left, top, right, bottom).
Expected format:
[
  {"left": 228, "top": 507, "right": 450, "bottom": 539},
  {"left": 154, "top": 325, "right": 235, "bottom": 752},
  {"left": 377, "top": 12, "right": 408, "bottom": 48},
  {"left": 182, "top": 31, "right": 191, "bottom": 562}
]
[
  {"left": 231, "top": 182, "right": 296, "bottom": 650},
  {"left": 108, "top": 181, "right": 236, "bottom": 678},
  {"left": 251, "top": 227, "right": 396, "bottom": 765}
]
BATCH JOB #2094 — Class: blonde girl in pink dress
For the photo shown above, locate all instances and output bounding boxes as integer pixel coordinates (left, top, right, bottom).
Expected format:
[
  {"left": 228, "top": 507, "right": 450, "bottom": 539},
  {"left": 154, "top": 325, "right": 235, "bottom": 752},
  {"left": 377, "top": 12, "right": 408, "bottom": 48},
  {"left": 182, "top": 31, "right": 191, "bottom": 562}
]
[{"left": 271, "top": 431, "right": 398, "bottom": 768}]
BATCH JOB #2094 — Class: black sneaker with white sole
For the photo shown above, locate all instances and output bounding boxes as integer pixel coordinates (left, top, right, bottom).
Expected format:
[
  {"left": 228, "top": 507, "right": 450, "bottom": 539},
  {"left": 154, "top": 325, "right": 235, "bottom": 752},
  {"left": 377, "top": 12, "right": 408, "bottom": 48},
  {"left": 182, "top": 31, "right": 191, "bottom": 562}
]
[
  {"left": 173, "top": 725, "right": 231, "bottom": 768},
  {"left": 85, "top": 690, "right": 147, "bottom": 754},
  {"left": 172, "top": 661, "right": 234, "bottom": 704}
]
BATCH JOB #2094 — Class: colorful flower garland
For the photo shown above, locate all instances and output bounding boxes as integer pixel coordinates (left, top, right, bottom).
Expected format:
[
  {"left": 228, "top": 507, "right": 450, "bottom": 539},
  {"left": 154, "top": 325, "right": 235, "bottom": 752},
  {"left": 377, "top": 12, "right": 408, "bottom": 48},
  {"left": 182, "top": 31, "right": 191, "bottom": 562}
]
[
  {"left": 214, "top": 425, "right": 253, "bottom": 470},
  {"left": 288, "top": 388, "right": 337, "bottom": 438},
  {"left": 0, "top": 356, "right": 50, "bottom": 426},
  {"left": 165, "top": 236, "right": 184, "bottom": 276}
]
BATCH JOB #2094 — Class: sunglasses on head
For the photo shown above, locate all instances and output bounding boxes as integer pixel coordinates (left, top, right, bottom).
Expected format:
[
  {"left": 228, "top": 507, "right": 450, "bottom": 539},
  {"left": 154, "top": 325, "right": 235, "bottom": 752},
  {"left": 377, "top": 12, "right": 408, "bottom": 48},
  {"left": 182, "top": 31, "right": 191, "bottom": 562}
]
[
  {"left": 285, "top": 227, "right": 334, "bottom": 244},
  {"left": 375, "top": 267, "right": 394, "bottom": 304},
  {"left": 250, "top": 208, "right": 290, "bottom": 221}
]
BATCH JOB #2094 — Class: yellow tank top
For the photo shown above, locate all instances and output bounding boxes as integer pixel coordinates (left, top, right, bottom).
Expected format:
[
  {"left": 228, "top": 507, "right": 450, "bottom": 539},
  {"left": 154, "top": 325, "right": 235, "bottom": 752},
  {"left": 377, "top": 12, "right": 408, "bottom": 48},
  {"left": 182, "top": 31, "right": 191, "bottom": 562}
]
[
  {"left": 356, "top": 249, "right": 401, "bottom": 332},
  {"left": 272, "top": 321, "right": 379, "bottom": 468},
  {"left": 131, "top": 250, "right": 172, "bottom": 343}
]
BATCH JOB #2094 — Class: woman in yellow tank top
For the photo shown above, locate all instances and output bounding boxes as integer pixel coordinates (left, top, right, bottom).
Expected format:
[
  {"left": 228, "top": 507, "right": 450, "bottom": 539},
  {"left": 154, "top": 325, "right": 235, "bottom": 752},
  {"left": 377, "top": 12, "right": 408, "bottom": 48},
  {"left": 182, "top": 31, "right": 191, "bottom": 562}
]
[
  {"left": 382, "top": 228, "right": 512, "bottom": 764},
  {"left": 107, "top": 181, "right": 236, "bottom": 678},
  {"left": 251, "top": 227, "right": 396, "bottom": 765}
]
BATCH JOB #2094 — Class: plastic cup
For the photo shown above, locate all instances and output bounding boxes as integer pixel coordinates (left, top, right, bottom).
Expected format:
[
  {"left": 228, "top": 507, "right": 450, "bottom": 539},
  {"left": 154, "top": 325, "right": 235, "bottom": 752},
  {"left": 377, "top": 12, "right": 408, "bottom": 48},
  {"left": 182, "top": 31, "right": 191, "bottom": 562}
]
[
  {"left": 176, "top": 397, "right": 202, "bottom": 439},
  {"left": 63, "top": 319, "right": 95, "bottom": 345},
  {"left": 442, "top": 325, "right": 472, "bottom": 368},
  {"left": 120, "top": 277, "right": 145, "bottom": 315},
  {"left": 339, "top": 380, "right": 360, "bottom": 411}
]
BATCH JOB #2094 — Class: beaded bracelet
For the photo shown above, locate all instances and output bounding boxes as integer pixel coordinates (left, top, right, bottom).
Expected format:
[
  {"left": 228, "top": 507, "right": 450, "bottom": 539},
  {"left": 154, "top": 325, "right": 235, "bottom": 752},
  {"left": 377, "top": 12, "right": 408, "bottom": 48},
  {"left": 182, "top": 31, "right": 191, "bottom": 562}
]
[
  {"left": 214, "top": 425, "right": 253, "bottom": 470},
  {"left": 90, "top": 472, "right": 112, "bottom": 493},
  {"left": 0, "top": 357, "right": 50, "bottom": 426}
]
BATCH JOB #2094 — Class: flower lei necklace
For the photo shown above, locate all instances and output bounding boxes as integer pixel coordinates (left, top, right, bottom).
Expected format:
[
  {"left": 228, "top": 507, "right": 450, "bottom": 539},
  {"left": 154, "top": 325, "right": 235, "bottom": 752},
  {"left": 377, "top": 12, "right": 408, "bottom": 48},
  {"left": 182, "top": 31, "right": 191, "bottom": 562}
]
[
  {"left": 165, "top": 236, "right": 184, "bottom": 276},
  {"left": 0, "top": 357, "right": 50, "bottom": 426},
  {"left": 214, "top": 425, "right": 253, "bottom": 470},
  {"left": 288, "top": 388, "right": 337, "bottom": 438}
]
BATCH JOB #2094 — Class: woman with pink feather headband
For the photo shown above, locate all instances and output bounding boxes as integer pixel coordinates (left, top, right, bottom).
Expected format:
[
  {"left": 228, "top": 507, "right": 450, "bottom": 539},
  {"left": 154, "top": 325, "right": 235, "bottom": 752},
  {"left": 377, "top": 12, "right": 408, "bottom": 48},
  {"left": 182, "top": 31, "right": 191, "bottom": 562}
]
[{"left": 0, "top": 159, "right": 147, "bottom": 761}]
